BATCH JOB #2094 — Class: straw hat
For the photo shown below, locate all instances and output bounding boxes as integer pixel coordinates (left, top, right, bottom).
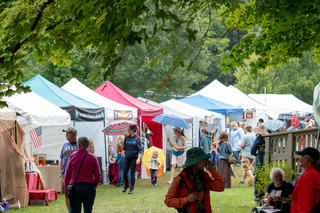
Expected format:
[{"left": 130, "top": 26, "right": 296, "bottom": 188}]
[
  {"left": 182, "top": 147, "right": 211, "bottom": 168},
  {"left": 253, "top": 124, "right": 269, "bottom": 135}
]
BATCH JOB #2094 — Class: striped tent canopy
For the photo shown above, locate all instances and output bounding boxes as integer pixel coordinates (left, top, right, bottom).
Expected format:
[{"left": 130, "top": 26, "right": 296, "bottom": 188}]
[{"left": 102, "top": 120, "right": 136, "bottom": 135}]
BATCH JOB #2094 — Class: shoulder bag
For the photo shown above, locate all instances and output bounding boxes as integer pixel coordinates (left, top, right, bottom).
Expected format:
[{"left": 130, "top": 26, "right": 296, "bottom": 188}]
[
  {"left": 225, "top": 143, "right": 236, "bottom": 164},
  {"left": 67, "top": 151, "right": 88, "bottom": 199}
]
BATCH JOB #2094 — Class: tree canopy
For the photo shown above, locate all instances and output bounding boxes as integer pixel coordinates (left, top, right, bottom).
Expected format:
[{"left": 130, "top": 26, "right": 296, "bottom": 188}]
[
  {"left": 1, "top": 0, "right": 239, "bottom": 106},
  {"left": 220, "top": 0, "right": 320, "bottom": 73},
  {"left": 1, "top": 0, "right": 319, "bottom": 106}
]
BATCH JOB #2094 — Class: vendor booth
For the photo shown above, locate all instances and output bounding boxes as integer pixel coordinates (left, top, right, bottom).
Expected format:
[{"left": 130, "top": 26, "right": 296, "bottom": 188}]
[
  {"left": 161, "top": 99, "right": 224, "bottom": 148},
  {"left": 62, "top": 78, "right": 138, "bottom": 158},
  {"left": 138, "top": 97, "right": 193, "bottom": 171},
  {"left": 23, "top": 75, "right": 108, "bottom": 182},
  {"left": 248, "top": 94, "right": 313, "bottom": 119},
  {"left": 3, "top": 92, "right": 71, "bottom": 161},
  {"left": 179, "top": 94, "right": 243, "bottom": 133},
  {"left": 94, "top": 81, "right": 163, "bottom": 181},
  {"left": 94, "top": 81, "right": 164, "bottom": 149},
  {"left": 0, "top": 108, "right": 57, "bottom": 208}
]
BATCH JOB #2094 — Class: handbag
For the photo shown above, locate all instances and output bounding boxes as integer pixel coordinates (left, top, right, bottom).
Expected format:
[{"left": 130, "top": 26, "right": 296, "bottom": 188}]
[
  {"left": 67, "top": 151, "right": 88, "bottom": 198},
  {"left": 225, "top": 143, "right": 236, "bottom": 164}
]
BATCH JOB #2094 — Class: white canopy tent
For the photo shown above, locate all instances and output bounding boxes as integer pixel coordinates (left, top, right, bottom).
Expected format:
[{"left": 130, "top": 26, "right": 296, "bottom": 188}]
[
  {"left": 227, "top": 85, "right": 267, "bottom": 124},
  {"left": 62, "top": 78, "right": 138, "bottom": 120},
  {"left": 192, "top": 79, "right": 267, "bottom": 123},
  {"left": 248, "top": 94, "right": 313, "bottom": 119},
  {"left": 62, "top": 78, "right": 138, "bottom": 152},
  {"left": 161, "top": 99, "right": 225, "bottom": 148},
  {"left": 62, "top": 78, "right": 139, "bottom": 182},
  {"left": 0, "top": 107, "right": 16, "bottom": 120},
  {"left": 3, "top": 92, "right": 71, "bottom": 160}
]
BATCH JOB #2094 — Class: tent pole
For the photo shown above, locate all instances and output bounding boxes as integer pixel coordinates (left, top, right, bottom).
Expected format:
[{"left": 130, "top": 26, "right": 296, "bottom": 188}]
[
  {"left": 140, "top": 116, "right": 142, "bottom": 137},
  {"left": 103, "top": 117, "right": 108, "bottom": 185}
]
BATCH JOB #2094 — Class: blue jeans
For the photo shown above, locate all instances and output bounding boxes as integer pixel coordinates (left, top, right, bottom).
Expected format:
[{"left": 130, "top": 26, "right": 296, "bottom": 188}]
[
  {"left": 117, "top": 156, "right": 131, "bottom": 186},
  {"left": 150, "top": 169, "right": 157, "bottom": 185},
  {"left": 215, "top": 156, "right": 219, "bottom": 172},
  {"left": 233, "top": 151, "right": 241, "bottom": 165},
  {"left": 69, "top": 183, "right": 96, "bottom": 213}
]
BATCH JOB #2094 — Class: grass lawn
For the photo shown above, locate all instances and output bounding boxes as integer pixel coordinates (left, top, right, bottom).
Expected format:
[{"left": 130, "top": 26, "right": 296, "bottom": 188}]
[{"left": 8, "top": 166, "right": 257, "bottom": 212}]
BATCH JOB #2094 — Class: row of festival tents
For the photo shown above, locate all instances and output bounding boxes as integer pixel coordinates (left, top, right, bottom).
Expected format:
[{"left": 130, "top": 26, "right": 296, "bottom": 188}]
[
  {"left": 1, "top": 76, "right": 313, "bottom": 182},
  {"left": 190, "top": 79, "right": 313, "bottom": 120}
]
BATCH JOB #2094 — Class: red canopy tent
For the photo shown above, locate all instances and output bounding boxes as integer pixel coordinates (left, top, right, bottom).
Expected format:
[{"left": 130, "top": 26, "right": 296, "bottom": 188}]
[{"left": 94, "top": 81, "right": 164, "bottom": 148}]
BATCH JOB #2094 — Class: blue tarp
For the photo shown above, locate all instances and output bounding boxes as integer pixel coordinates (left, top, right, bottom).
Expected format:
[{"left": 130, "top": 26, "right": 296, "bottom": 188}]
[
  {"left": 23, "top": 75, "right": 104, "bottom": 121},
  {"left": 179, "top": 94, "right": 243, "bottom": 115}
]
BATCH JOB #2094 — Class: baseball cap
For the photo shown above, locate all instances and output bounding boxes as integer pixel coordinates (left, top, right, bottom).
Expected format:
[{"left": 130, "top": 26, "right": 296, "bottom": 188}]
[
  {"left": 172, "top": 127, "right": 182, "bottom": 132},
  {"left": 296, "top": 147, "right": 320, "bottom": 161},
  {"left": 62, "top": 127, "right": 77, "bottom": 134}
]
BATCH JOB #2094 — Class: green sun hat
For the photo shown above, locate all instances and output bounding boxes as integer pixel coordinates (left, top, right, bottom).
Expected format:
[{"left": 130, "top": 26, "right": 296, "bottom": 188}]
[{"left": 182, "top": 147, "right": 211, "bottom": 168}]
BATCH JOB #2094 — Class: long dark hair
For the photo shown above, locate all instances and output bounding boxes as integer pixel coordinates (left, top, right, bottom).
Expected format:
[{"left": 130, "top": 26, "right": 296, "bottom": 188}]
[{"left": 218, "top": 131, "right": 228, "bottom": 144}]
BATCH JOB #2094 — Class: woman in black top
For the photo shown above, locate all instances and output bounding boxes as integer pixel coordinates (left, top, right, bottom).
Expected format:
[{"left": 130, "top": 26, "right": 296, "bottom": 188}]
[{"left": 264, "top": 168, "right": 294, "bottom": 212}]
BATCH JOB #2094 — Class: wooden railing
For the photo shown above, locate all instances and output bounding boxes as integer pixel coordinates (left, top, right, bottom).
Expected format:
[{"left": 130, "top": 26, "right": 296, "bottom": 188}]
[{"left": 263, "top": 127, "right": 319, "bottom": 180}]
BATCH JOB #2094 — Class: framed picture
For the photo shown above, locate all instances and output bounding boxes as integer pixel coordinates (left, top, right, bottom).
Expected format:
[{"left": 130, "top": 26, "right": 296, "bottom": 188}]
[{"left": 246, "top": 113, "right": 253, "bottom": 119}]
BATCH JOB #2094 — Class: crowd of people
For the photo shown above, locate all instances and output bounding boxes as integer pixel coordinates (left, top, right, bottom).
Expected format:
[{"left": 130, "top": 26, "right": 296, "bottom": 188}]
[{"left": 57, "top": 115, "right": 320, "bottom": 213}]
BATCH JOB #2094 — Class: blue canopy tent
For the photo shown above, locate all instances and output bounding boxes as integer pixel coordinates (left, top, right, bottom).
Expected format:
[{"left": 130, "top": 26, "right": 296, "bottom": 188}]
[
  {"left": 179, "top": 95, "right": 243, "bottom": 131},
  {"left": 23, "top": 75, "right": 107, "bottom": 182},
  {"left": 179, "top": 95, "right": 243, "bottom": 115}
]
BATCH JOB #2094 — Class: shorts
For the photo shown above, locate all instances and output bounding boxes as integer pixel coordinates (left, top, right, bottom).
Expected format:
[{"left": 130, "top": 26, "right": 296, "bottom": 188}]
[
  {"left": 171, "top": 154, "right": 186, "bottom": 167},
  {"left": 59, "top": 174, "right": 65, "bottom": 194},
  {"left": 241, "top": 157, "right": 254, "bottom": 171}
]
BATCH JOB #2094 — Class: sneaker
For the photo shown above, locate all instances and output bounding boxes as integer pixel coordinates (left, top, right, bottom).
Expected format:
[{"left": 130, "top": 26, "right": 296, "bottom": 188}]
[
  {"left": 168, "top": 179, "right": 173, "bottom": 184},
  {"left": 154, "top": 184, "right": 157, "bottom": 187},
  {"left": 239, "top": 181, "right": 244, "bottom": 184}
]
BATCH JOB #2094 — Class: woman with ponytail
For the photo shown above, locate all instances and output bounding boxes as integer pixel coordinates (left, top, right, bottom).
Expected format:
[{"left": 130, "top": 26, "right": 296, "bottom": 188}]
[{"left": 167, "top": 127, "right": 188, "bottom": 184}]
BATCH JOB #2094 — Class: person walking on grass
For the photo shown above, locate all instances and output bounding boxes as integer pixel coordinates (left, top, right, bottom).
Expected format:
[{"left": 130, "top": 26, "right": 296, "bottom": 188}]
[
  {"left": 167, "top": 127, "right": 187, "bottom": 184},
  {"left": 64, "top": 137, "right": 101, "bottom": 213},
  {"left": 238, "top": 126, "right": 256, "bottom": 185},
  {"left": 60, "top": 127, "right": 78, "bottom": 212},
  {"left": 217, "top": 131, "right": 233, "bottom": 189},
  {"left": 122, "top": 124, "right": 142, "bottom": 194},
  {"left": 230, "top": 122, "right": 244, "bottom": 166},
  {"left": 148, "top": 150, "right": 160, "bottom": 187},
  {"left": 164, "top": 147, "right": 224, "bottom": 212}
]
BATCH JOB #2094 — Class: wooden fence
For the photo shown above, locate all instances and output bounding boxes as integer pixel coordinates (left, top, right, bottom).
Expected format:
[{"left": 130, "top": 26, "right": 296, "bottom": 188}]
[{"left": 263, "top": 127, "right": 319, "bottom": 180}]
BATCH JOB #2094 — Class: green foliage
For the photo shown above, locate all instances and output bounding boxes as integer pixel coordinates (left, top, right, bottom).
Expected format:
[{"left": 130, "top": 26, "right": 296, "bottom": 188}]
[
  {"left": 234, "top": 51, "right": 320, "bottom": 104},
  {"left": 255, "top": 160, "right": 295, "bottom": 197},
  {"left": 220, "top": 0, "right": 320, "bottom": 74},
  {"left": 1, "top": 0, "right": 243, "bottom": 106}
]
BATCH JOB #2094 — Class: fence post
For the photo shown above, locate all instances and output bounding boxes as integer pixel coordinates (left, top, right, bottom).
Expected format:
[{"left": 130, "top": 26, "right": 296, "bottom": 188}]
[
  {"left": 287, "top": 133, "right": 294, "bottom": 169},
  {"left": 265, "top": 136, "right": 270, "bottom": 167}
]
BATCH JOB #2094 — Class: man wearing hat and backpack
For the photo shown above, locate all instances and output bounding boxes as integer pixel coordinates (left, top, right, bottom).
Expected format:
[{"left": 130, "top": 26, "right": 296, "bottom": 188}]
[
  {"left": 164, "top": 147, "right": 224, "bottom": 212},
  {"left": 290, "top": 147, "right": 320, "bottom": 213}
]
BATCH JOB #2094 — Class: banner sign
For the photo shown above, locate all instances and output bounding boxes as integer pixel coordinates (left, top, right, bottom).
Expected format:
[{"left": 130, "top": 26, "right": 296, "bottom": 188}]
[{"left": 114, "top": 110, "right": 133, "bottom": 120}]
